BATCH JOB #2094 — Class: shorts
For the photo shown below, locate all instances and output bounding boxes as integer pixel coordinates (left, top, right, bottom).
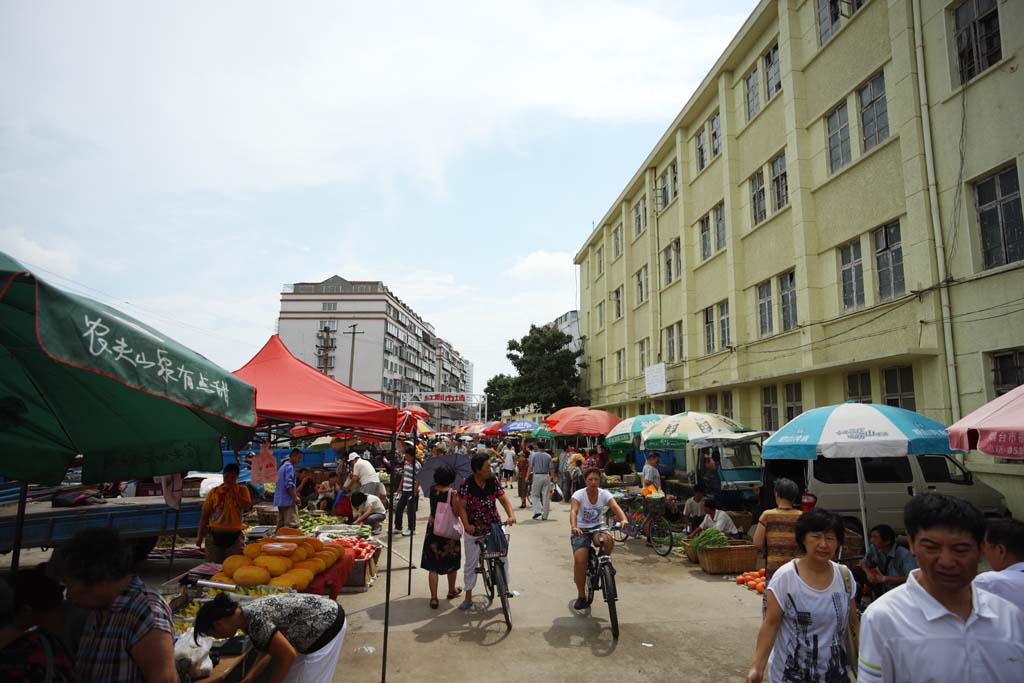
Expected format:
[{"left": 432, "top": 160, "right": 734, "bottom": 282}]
[
  {"left": 571, "top": 529, "right": 605, "bottom": 553},
  {"left": 502, "top": 469, "right": 515, "bottom": 478}
]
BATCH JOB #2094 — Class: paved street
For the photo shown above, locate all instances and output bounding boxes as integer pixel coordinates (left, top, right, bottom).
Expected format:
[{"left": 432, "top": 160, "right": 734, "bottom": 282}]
[{"left": 338, "top": 493, "right": 763, "bottom": 682}]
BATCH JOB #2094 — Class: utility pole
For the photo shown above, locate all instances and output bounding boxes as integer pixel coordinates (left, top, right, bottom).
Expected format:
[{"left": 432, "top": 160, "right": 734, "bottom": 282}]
[
  {"left": 343, "top": 323, "right": 364, "bottom": 388},
  {"left": 315, "top": 325, "right": 334, "bottom": 375}
]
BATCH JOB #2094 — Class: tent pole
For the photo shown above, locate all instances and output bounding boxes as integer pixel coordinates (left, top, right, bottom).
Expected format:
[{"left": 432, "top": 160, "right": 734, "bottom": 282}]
[
  {"left": 11, "top": 481, "right": 28, "bottom": 572},
  {"left": 167, "top": 509, "right": 180, "bottom": 579},
  {"left": 856, "top": 469, "right": 869, "bottom": 546},
  {"left": 408, "top": 434, "right": 416, "bottom": 596},
  {"left": 381, "top": 431, "right": 398, "bottom": 683}
]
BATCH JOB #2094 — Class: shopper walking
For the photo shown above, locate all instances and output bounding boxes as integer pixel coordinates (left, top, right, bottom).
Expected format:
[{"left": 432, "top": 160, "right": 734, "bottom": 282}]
[
  {"left": 528, "top": 444, "right": 555, "bottom": 520},
  {"left": 752, "top": 477, "right": 802, "bottom": 584},
  {"left": 420, "top": 465, "right": 462, "bottom": 609},
  {"left": 501, "top": 442, "right": 517, "bottom": 487},
  {"left": 516, "top": 449, "right": 531, "bottom": 509},
  {"left": 394, "top": 446, "right": 420, "bottom": 537}
]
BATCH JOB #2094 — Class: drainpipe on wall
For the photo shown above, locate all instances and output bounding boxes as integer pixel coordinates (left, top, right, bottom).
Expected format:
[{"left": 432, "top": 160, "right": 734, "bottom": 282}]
[{"left": 912, "top": 0, "right": 962, "bottom": 422}]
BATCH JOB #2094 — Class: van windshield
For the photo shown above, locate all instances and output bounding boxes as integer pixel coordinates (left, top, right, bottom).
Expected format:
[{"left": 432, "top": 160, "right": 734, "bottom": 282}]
[{"left": 701, "top": 443, "right": 763, "bottom": 470}]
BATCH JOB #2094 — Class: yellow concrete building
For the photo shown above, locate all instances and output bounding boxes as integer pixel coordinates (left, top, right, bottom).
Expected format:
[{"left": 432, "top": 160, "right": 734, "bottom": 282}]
[{"left": 575, "top": 0, "right": 1024, "bottom": 512}]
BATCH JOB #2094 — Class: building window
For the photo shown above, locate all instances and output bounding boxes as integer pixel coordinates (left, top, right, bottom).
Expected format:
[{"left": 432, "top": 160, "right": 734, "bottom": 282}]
[
  {"left": 319, "top": 320, "right": 338, "bottom": 331},
  {"left": 598, "top": 358, "right": 605, "bottom": 386},
  {"left": 699, "top": 215, "right": 712, "bottom": 261},
  {"left": 321, "top": 302, "right": 337, "bottom": 311},
  {"left": 596, "top": 301, "right": 605, "bottom": 329},
  {"left": 673, "top": 238, "right": 681, "bottom": 280},
  {"left": 764, "top": 44, "right": 781, "bottom": 99},
  {"left": 840, "top": 239, "right": 865, "bottom": 310},
  {"left": 714, "top": 202, "right": 726, "bottom": 251},
  {"left": 596, "top": 246, "right": 604, "bottom": 275},
  {"left": 638, "top": 338, "right": 649, "bottom": 371},
  {"left": 706, "top": 393, "right": 718, "bottom": 414},
  {"left": 859, "top": 73, "right": 889, "bottom": 152},
  {"left": 721, "top": 391, "right": 733, "bottom": 418},
  {"left": 745, "top": 67, "right": 760, "bottom": 120},
  {"left": 757, "top": 281, "right": 773, "bottom": 337},
  {"left": 663, "top": 238, "right": 681, "bottom": 286},
  {"left": 883, "top": 366, "right": 916, "bottom": 410},
  {"left": 612, "top": 224, "right": 623, "bottom": 257},
  {"left": 671, "top": 160, "right": 679, "bottom": 197},
  {"left": 669, "top": 397, "right": 686, "bottom": 414},
  {"left": 666, "top": 324, "right": 676, "bottom": 363},
  {"left": 976, "top": 165, "right": 1023, "bottom": 269},
  {"left": 696, "top": 129, "right": 707, "bottom": 172},
  {"left": 817, "top": 0, "right": 841, "bottom": 46},
  {"left": 751, "top": 170, "right": 766, "bottom": 225},
  {"left": 613, "top": 286, "right": 623, "bottom": 319},
  {"left": 827, "top": 102, "right": 851, "bottom": 173},
  {"left": 658, "top": 167, "right": 671, "bottom": 210},
  {"left": 779, "top": 270, "right": 798, "bottom": 331},
  {"left": 719, "top": 301, "right": 730, "bottom": 349},
  {"left": 674, "top": 322, "right": 684, "bottom": 361},
  {"left": 635, "top": 265, "right": 649, "bottom": 305},
  {"left": 847, "top": 370, "right": 872, "bottom": 403},
  {"left": 703, "top": 307, "right": 715, "bottom": 354},
  {"left": 784, "top": 381, "right": 803, "bottom": 423},
  {"left": 953, "top": 0, "right": 1002, "bottom": 85},
  {"left": 770, "top": 153, "right": 788, "bottom": 211},
  {"left": 710, "top": 112, "right": 721, "bottom": 157},
  {"left": 762, "top": 385, "right": 779, "bottom": 431},
  {"left": 663, "top": 242, "right": 674, "bottom": 285},
  {"left": 992, "top": 348, "right": 1024, "bottom": 395},
  {"left": 615, "top": 350, "right": 625, "bottom": 382},
  {"left": 874, "top": 221, "right": 905, "bottom": 300}
]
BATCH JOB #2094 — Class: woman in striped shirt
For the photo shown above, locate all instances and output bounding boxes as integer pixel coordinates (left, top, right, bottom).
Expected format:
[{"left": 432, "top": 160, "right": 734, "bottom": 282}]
[{"left": 753, "top": 477, "right": 802, "bottom": 583}]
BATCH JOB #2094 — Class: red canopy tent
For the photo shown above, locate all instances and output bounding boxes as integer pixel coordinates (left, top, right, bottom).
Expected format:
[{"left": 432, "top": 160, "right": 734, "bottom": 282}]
[{"left": 234, "top": 335, "right": 397, "bottom": 438}]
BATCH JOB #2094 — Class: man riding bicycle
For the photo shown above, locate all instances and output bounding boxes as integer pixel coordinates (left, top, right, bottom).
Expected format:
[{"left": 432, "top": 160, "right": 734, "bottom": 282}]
[{"left": 570, "top": 468, "right": 628, "bottom": 610}]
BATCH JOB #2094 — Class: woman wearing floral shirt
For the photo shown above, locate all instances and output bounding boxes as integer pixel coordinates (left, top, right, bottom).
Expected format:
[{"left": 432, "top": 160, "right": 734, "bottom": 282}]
[{"left": 454, "top": 453, "right": 516, "bottom": 610}]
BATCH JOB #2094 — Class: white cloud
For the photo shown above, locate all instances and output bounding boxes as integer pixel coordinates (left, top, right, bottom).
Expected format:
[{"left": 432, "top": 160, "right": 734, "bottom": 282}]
[{"left": 0, "top": 227, "right": 80, "bottom": 279}]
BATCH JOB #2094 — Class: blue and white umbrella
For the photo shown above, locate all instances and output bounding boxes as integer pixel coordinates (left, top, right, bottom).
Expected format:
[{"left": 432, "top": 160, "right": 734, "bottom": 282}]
[
  {"left": 500, "top": 420, "right": 540, "bottom": 434},
  {"left": 763, "top": 403, "right": 961, "bottom": 534}
]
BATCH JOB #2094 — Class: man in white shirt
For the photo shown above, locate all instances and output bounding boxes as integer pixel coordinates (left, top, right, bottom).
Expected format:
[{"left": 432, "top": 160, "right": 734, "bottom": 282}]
[
  {"left": 858, "top": 493, "right": 1024, "bottom": 683},
  {"left": 641, "top": 452, "right": 662, "bottom": 492},
  {"left": 689, "top": 497, "right": 740, "bottom": 538},
  {"left": 973, "top": 518, "right": 1024, "bottom": 611},
  {"left": 350, "top": 491, "right": 387, "bottom": 534},
  {"left": 346, "top": 451, "right": 383, "bottom": 498}
]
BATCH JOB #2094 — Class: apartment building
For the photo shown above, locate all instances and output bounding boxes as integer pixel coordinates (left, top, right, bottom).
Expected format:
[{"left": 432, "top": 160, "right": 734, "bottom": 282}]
[
  {"left": 277, "top": 276, "right": 473, "bottom": 426},
  {"left": 575, "top": 0, "right": 1024, "bottom": 511}
]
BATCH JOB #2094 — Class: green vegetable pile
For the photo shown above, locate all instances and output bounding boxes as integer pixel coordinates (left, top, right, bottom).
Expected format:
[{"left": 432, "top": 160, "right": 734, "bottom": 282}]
[{"left": 690, "top": 528, "right": 728, "bottom": 552}]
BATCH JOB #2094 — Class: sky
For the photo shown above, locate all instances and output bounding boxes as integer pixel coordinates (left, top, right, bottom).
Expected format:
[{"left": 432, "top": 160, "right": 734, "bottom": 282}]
[{"left": 0, "top": 0, "right": 754, "bottom": 394}]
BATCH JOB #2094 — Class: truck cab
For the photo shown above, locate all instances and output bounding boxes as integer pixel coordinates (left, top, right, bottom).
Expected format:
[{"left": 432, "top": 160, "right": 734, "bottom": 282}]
[{"left": 689, "top": 439, "right": 765, "bottom": 512}]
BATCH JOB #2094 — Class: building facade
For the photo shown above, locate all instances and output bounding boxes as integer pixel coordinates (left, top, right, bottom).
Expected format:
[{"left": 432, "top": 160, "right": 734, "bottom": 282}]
[
  {"left": 278, "top": 276, "right": 474, "bottom": 427},
  {"left": 575, "top": 0, "right": 1024, "bottom": 512}
]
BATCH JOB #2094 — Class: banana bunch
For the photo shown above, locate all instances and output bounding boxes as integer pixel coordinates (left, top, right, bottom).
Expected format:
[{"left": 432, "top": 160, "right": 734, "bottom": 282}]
[{"left": 175, "top": 602, "right": 201, "bottom": 618}]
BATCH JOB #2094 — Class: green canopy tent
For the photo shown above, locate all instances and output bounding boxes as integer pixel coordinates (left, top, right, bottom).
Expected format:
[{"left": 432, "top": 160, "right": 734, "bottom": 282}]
[{"left": 0, "top": 252, "right": 256, "bottom": 568}]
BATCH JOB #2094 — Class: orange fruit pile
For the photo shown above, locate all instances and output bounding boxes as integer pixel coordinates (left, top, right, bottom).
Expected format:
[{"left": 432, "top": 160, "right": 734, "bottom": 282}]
[{"left": 736, "top": 568, "right": 766, "bottom": 593}]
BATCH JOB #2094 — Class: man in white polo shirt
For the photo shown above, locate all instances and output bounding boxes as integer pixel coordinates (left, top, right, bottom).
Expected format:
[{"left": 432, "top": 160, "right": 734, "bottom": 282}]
[
  {"left": 974, "top": 518, "right": 1024, "bottom": 611},
  {"left": 858, "top": 493, "right": 1024, "bottom": 683}
]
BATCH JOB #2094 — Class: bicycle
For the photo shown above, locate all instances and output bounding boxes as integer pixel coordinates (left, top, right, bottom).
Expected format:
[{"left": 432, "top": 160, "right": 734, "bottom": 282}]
[
  {"left": 475, "top": 521, "right": 512, "bottom": 631},
  {"left": 580, "top": 524, "right": 621, "bottom": 640},
  {"left": 604, "top": 493, "right": 674, "bottom": 557}
]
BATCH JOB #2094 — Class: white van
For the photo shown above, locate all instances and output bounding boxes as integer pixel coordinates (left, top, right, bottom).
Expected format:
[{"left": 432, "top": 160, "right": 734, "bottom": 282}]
[{"left": 762, "top": 453, "right": 1009, "bottom": 535}]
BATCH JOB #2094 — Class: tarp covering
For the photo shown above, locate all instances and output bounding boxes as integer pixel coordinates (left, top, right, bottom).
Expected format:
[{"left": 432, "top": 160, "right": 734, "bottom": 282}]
[{"left": 234, "top": 335, "right": 397, "bottom": 434}]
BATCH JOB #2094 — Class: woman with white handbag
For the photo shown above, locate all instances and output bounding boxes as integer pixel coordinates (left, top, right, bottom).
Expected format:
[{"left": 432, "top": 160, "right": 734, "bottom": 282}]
[{"left": 421, "top": 465, "right": 463, "bottom": 609}]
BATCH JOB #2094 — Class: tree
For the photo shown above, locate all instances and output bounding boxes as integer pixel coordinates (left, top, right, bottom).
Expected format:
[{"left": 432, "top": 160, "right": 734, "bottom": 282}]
[
  {"left": 483, "top": 373, "right": 516, "bottom": 421},
  {"left": 505, "top": 324, "right": 584, "bottom": 415}
]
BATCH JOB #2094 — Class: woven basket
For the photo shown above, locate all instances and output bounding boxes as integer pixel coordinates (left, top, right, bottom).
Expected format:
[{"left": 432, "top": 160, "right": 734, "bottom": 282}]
[
  {"left": 681, "top": 541, "right": 698, "bottom": 563},
  {"left": 644, "top": 496, "right": 666, "bottom": 515},
  {"left": 698, "top": 544, "right": 758, "bottom": 574}
]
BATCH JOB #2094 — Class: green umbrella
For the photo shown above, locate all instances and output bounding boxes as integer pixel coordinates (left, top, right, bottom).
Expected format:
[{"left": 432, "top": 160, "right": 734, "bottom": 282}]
[
  {"left": 605, "top": 413, "right": 664, "bottom": 451},
  {"left": 641, "top": 411, "right": 750, "bottom": 450},
  {"left": 531, "top": 424, "right": 562, "bottom": 439},
  {"left": 0, "top": 252, "right": 257, "bottom": 485}
]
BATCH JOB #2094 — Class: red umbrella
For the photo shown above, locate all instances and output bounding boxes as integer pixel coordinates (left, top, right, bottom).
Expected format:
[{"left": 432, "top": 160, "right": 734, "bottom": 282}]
[
  {"left": 948, "top": 384, "right": 1024, "bottom": 458},
  {"left": 481, "top": 421, "right": 506, "bottom": 436},
  {"left": 543, "top": 406, "right": 590, "bottom": 427},
  {"left": 550, "top": 409, "right": 623, "bottom": 436},
  {"left": 404, "top": 404, "right": 430, "bottom": 419}
]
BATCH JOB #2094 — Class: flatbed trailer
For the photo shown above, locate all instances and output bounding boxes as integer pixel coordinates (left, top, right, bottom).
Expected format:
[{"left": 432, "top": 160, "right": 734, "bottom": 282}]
[{"left": 0, "top": 496, "right": 204, "bottom": 558}]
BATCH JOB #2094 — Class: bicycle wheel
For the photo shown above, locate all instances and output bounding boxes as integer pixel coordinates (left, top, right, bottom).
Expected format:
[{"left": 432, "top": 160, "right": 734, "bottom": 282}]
[
  {"left": 493, "top": 559, "right": 513, "bottom": 631},
  {"left": 601, "top": 563, "right": 619, "bottom": 640},
  {"left": 585, "top": 558, "right": 596, "bottom": 607},
  {"left": 481, "top": 555, "right": 495, "bottom": 603},
  {"left": 605, "top": 510, "right": 627, "bottom": 542},
  {"left": 649, "top": 516, "right": 674, "bottom": 557}
]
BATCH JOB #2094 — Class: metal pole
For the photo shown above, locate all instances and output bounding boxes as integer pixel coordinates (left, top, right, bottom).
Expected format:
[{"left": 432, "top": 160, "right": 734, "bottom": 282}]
[
  {"left": 167, "top": 509, "right": 180, "bottom": 580},
  {"left": 407, "top": 434, "right": 417, "bottom": 596},
  {"left": 381, "top": 431, "right": 398, "bottom": 683},
  {"left": 11, "top": 481, "right": 28, "bottom": 572}
]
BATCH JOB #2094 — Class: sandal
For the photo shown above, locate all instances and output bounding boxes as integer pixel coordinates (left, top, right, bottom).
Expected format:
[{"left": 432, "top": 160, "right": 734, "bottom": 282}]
[
  {"left": 446, "top": 588, "right": 462, "bottom": 600},
  {"left": 457, "top": 599, "right": 473, "bottom": 611},
  {"left": 429, "top": 598, "right": 439, "bottom": 609}
]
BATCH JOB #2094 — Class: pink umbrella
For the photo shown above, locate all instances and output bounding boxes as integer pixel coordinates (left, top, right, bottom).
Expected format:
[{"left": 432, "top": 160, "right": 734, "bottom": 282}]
[
  {"left": 549, "top": 409, "right": 623, "bottom": 436},
  {"left": 948, "top": 384, "right": 1024, "bottom": 458}
]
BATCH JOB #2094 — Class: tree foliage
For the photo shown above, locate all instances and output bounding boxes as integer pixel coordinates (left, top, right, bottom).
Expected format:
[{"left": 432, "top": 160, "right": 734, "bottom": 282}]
[
  {"left": 483, "top": 373, "right": 515, "bottom": 421},
  {"left": 504, "top": 324, "right": 584, "bottom": 415}
]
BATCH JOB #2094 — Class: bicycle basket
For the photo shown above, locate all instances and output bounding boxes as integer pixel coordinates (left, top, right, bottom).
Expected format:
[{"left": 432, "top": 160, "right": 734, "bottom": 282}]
[
  {"left": 644, "top": 495, "right": 666, "bottom": 516},
  {"left": 482, "top": 522, "right": 509, "bottom": 558}
]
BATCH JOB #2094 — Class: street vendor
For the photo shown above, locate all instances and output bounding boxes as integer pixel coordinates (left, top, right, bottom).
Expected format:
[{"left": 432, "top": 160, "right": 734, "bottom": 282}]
[
  {"left": 196, "top": 463, "right": 253, "bottom": 561},
  {"left": 346, "top": 451, "right": 384, "bottom": 498},
  {"left": 682, "top": 484, "right": 706, "bottom": 528},
  {"left": 688, "top": 497, "right": 743, "bottom": 539},
  {"left": 857, "top": 524, "right": 917, "bottom": 598},
  {"left": 349, "top": 491, "right": 387, "bottom": 534},
  {"left": 195, "top": 592, "right": 346, "bottom": 683},
  {"left": 642, "top": 452, "right": 662, "bottom": 492}
]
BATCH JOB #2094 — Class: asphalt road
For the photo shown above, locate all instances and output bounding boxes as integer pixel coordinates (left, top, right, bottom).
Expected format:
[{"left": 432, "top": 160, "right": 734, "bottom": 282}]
[{"left": 338, "top": 490, "right": 763, "bottom": 682}]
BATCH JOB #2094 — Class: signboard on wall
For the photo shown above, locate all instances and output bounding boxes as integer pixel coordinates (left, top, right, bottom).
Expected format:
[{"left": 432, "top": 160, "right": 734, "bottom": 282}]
[{"left": 644, "top": 362, "right": 667, "bottom": 396}]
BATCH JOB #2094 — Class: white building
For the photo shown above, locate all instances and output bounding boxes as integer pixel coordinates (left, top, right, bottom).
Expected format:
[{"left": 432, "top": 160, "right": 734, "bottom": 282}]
[{"left": 277, "top": 276, "right": 473, "bottom": 421}]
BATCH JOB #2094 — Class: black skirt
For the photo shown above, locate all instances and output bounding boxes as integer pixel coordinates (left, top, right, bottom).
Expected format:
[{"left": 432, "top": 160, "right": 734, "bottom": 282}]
[{"left": 420, "top": 524, "right": 461, "bottom": 574}]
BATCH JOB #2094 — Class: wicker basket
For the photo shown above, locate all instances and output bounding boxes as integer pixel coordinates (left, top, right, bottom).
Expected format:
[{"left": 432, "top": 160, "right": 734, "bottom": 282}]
[
  {"left": 681, "top": 541, "right": 699, "bottom": 563},
  {"left": 643, "top": 495, "right": 666, "bottom": 515},
  {"left": 698, "top": 544, "right": 758, "bottom": 574}
]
